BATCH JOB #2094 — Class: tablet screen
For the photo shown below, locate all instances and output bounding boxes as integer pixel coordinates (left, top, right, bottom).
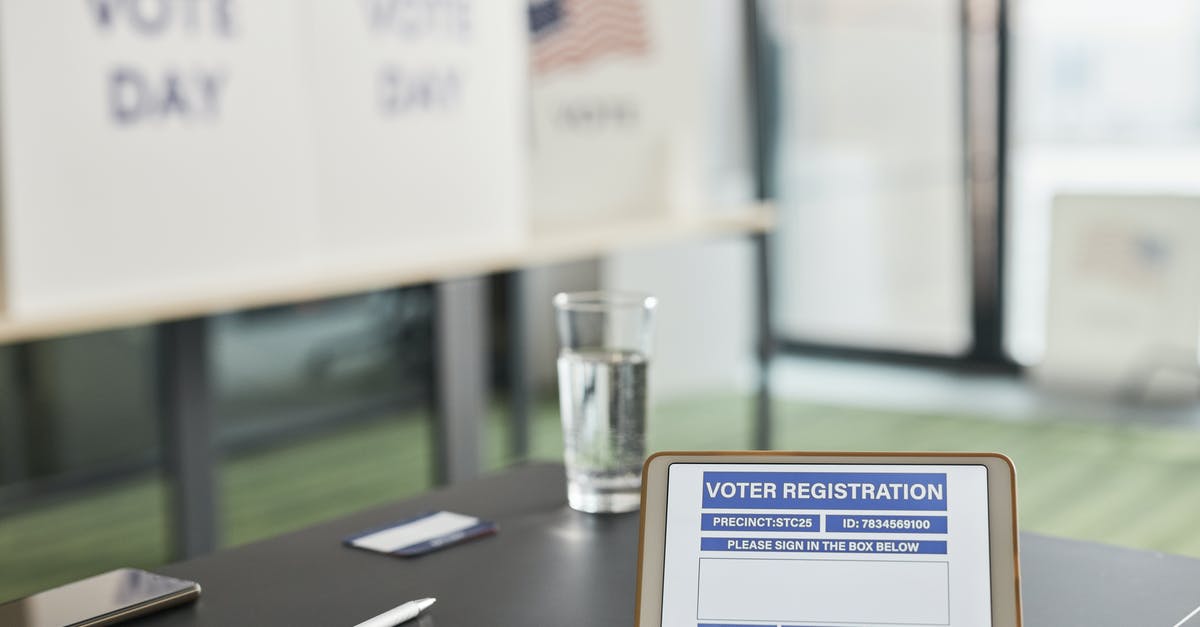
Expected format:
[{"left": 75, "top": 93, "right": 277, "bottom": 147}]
[{"left": 661, "top": 463, "right": 991, "bottom": 626}]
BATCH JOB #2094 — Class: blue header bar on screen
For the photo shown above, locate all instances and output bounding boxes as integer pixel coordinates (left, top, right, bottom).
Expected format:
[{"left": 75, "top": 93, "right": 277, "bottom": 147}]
[{"left": 701, "top": 472, "right": 947, "bottom": 511}]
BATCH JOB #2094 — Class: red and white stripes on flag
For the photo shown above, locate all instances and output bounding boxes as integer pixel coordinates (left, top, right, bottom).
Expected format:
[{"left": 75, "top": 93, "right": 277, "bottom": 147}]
[{"left": 531, "top": 0, "right": 650, "bottom": 75}]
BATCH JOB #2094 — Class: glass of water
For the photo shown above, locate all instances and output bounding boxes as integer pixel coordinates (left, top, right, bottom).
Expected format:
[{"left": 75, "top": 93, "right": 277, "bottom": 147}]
[{"left": 554, "top": 291, "right": 656, "bottom": 513}]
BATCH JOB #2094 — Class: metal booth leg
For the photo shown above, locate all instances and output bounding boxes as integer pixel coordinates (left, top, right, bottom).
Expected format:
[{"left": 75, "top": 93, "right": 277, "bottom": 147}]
[
  {"left": 432, "top": 277, "right": 489, "bottom": 484},
  {"left": 505, "top": 270, "right": 531, "bottom": 461},
  {"left": 156, "top": 317, "right": 218, "bottom": 559}
]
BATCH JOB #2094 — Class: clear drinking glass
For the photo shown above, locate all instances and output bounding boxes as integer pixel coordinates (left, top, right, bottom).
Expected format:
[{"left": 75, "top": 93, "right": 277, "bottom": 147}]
[{"left": 554, "top": 291, "right": 656, "bottom": 513}]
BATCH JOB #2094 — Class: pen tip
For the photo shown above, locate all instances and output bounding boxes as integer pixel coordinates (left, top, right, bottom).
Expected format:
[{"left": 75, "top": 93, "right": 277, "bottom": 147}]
[{"left": 418, "top": 598, "right": 436, "bottom": 610}]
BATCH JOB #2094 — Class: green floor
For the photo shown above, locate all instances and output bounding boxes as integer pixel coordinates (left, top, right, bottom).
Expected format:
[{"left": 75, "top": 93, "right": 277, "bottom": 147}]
[{"left": 4, "top": 396, "right": 1200, "bottom": 602}]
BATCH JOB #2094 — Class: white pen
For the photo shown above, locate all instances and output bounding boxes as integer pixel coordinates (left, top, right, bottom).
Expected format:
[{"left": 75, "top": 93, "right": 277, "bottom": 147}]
[{"left": 352, "top": 597, "right": 436, "bottom": 627}]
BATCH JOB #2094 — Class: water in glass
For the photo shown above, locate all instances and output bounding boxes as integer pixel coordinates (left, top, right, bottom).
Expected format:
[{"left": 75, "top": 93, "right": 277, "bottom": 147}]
[{"left": 557, "top": 348, "right": 647, "bottom": 513}]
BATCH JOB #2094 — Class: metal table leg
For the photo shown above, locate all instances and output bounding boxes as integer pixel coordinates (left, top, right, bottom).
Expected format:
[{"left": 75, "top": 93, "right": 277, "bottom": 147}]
[
  {"left": 156, "top": 317, "right": 218, "bottom": 558},
  {"left": 432, "top": 277, "right": 489, "bottom": 484}
]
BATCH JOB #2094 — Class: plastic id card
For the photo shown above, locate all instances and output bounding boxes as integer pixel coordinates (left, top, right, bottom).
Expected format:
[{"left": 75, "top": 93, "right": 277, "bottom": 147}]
[{"left": 344, "top": 511, "right": 497, "bottom": 557}]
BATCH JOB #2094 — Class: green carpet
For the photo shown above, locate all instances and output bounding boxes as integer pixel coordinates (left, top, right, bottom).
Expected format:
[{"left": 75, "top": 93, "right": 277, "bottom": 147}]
[{"left": 3, "top": 396, "right": 1200, "bottom": 602}]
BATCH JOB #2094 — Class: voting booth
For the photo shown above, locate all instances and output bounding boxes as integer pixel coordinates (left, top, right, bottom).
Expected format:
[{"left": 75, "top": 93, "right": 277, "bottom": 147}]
[{"left": 0, "top": 0, "right": 527, "bottom": 319}]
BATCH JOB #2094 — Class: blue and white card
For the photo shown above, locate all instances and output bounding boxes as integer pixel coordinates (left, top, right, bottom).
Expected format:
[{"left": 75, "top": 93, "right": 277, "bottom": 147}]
[{"left": 345, "top": 511, "right": 497, "bottom": 558}]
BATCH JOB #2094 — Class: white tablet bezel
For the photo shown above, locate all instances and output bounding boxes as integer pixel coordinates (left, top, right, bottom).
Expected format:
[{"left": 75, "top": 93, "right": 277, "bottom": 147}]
[{"left": 635, "top": 451, "right": 1021, "bottom": 627}]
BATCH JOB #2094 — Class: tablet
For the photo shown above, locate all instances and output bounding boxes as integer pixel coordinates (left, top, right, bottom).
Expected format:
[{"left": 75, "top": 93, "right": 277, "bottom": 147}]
[{"left": 636, "top": 452, "right": 1021, "bottom": 627}]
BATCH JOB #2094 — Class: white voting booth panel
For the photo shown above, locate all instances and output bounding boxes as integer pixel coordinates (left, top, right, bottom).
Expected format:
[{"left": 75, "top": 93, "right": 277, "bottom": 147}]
[
  {"left": 0, "top": 1, "right": 527, "bottom": 318},
  {"left": 529, "top": 0, "right": 749, "bottom": 227},
  {"left": 307, "top": 1, "right": 526, "bottom": 268}
]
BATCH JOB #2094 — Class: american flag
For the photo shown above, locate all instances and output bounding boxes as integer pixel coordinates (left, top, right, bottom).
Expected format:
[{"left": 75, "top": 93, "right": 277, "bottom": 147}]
[{"left": 529, "top": 0, "right": 650, "bottom": 75}]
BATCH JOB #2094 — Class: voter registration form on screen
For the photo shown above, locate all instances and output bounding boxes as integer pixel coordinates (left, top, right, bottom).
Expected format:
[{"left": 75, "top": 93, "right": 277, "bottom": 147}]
[{"left": 661, "top": 464, "right": 992, "bottom": 627}]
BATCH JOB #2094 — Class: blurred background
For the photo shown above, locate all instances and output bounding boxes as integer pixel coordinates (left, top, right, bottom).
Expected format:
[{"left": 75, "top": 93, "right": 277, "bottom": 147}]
[{"left": 3, "top": 0, "right": 1200, "bottom": 604}]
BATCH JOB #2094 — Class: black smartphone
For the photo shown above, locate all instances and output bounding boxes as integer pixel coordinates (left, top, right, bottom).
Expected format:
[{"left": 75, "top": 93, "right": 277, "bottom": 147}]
[{"left": 0, "top": 568, "right": 200, "bottom": 627}]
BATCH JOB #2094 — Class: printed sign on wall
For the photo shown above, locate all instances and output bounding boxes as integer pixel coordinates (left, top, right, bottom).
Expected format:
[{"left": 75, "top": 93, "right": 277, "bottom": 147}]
[
  {"left": 0, "top": 0, "right": 322, "bottom": 316},
  {"left": 1037, "top": 194, "right": 1200, "bottom": 399}
]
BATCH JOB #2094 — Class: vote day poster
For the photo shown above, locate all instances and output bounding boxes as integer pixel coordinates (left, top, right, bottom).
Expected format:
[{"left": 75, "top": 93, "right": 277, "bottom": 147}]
[
  {"left": 0, "top": 0, "right": 321, "bottom": 316},
  {"left": 307, "top": 0, "right": 527, "bottom": 268},
  {"left": 0, "top": 0, "right": 528, "bottom": 317}
]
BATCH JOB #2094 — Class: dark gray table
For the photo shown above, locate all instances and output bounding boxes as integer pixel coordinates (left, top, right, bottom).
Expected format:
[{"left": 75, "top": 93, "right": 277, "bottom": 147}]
[{"left": 138, "top": 463, "right": 1200, "bottom": 626}]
